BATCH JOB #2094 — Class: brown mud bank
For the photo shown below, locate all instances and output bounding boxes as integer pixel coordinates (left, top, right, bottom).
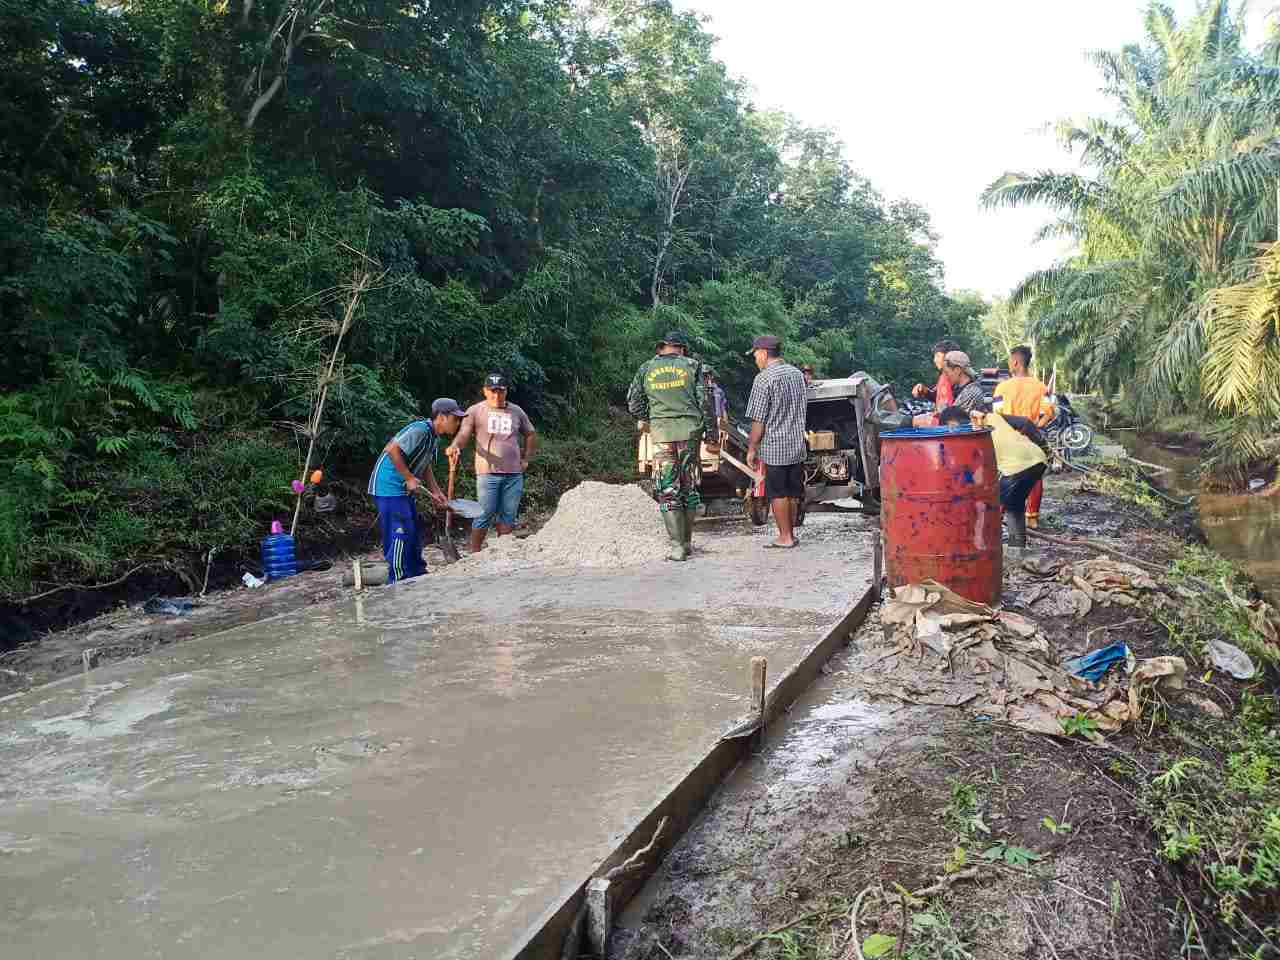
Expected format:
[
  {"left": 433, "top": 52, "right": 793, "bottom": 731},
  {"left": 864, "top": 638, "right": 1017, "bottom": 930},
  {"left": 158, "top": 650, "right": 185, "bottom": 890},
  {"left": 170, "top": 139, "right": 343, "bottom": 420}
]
[
  {"left": 0, "top": 501, "right": 385, "bottom": 653},
  {"left": 608, "top": 475, "right": 1280, "bottom": 960}
]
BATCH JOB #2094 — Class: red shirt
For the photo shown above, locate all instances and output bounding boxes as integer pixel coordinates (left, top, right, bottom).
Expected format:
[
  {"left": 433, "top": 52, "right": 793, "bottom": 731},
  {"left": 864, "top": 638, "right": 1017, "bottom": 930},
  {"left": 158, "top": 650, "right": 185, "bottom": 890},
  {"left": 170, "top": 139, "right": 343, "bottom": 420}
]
[{"left": 934, "top": 372, "right": 954, "bottom": 410}]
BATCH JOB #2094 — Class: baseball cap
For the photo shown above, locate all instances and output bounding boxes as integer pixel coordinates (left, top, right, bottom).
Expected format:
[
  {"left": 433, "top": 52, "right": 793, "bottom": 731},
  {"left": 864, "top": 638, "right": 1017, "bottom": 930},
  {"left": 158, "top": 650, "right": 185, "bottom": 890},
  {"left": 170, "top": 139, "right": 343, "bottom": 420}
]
[
  {"left": 484, "top": 372, "right": 508, "bottom": 389},
  {"left": 431, "top": 397, "right": 466, "bottom": 418},
  {"left": 944, "top": 350, "right": 977, "bottom": 377},
  {"left": 659, "top": 330, "right": 690, "bottom": 348},
  {"left": 746, "top": 334, "right": 782, "bottom": 354}
]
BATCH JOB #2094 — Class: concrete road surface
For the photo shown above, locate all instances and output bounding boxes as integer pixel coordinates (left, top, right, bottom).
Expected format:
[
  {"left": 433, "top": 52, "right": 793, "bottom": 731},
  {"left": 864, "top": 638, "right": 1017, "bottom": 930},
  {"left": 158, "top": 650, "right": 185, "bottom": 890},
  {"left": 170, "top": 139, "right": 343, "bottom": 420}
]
[{"left": 0, "top": 517, "right": 874, "bottom": 958}]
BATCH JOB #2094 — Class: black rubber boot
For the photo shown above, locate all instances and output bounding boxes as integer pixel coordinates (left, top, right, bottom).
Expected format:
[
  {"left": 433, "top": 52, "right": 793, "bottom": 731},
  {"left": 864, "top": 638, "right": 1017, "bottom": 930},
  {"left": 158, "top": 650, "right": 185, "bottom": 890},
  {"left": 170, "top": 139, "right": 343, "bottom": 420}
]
[
  {"left": 1007, "top": 510, "right": 1028, "bottom": 549},
  {"left": 663, "top": 511, "right": 687, "bottom": 561}
]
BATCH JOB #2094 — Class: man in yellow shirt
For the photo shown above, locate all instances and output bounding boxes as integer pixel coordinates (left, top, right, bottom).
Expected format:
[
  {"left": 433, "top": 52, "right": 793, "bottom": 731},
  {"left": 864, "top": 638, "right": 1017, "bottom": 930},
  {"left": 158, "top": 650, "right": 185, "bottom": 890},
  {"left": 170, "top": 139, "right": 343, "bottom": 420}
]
[
  {"left": 939, "top": 404, "right": 1047, "bottom": 554},
  {"left": 992, "top": 345, "right": 1053, "bottom": 528}
]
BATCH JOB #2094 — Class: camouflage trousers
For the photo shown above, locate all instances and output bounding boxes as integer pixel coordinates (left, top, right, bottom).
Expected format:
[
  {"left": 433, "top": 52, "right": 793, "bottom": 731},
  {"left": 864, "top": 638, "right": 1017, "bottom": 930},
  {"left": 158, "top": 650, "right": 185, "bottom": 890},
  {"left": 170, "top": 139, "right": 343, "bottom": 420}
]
[{"left": 653, "top": 440, "right": 701, "bottom": 513}]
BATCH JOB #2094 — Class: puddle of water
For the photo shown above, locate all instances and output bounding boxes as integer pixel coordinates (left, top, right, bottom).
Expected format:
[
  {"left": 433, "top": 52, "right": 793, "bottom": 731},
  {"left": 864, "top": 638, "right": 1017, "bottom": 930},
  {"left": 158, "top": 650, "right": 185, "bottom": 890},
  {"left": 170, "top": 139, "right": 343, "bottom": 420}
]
[
  {"left": 772, "top": 696, "right": 887, "bottom": 786},
  {"left": 1113, "top": 434, "right": 1280, "bottom": 600}
]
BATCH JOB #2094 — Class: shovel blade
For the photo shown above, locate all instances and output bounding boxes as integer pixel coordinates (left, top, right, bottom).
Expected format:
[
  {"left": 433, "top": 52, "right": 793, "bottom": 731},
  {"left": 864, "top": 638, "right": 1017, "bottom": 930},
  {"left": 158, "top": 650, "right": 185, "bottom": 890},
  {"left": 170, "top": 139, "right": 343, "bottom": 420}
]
[{"left": 440, "top": 511, "right": 462, "bottom": 564}]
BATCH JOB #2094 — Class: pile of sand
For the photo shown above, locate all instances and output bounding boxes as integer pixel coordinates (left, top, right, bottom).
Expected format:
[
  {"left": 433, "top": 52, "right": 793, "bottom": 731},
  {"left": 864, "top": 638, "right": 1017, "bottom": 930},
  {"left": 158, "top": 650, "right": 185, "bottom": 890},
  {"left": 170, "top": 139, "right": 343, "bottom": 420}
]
[{"left": 463, "top": 481, "right": 669, "bottom": 571}]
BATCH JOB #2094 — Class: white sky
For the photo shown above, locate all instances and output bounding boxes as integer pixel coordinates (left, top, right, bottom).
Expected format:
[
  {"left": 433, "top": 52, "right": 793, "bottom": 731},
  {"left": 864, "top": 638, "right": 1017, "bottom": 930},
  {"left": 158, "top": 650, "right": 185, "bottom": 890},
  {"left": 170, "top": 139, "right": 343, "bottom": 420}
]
[{"left": 676, "top": 0, "right": 1274, "bottom": 298}]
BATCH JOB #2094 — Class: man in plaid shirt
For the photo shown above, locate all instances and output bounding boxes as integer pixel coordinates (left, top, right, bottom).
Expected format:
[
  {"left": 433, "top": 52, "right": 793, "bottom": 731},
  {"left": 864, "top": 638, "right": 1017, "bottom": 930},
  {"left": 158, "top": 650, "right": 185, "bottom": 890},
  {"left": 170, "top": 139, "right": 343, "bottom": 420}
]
[{"left": 745, "top": 335, "right": 807, "bottom": 549}]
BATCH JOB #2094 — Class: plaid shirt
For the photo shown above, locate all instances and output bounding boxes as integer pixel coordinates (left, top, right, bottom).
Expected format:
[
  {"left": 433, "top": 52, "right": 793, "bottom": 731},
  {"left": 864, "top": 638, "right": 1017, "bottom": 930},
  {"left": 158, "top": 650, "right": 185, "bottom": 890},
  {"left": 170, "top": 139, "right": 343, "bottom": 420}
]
[
  {"left": 746, "top": 361, "right": 807, "bottom": 466},
  {"left": 953, "top": 380, "right": 986, "bottom": 413}
]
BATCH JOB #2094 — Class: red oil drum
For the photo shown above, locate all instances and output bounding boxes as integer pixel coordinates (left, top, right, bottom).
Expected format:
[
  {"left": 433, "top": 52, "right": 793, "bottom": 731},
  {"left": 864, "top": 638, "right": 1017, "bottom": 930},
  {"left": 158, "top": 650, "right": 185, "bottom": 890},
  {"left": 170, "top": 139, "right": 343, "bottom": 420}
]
[{"left": 879, "top": 425, "right": 1002, "bottom": 605}]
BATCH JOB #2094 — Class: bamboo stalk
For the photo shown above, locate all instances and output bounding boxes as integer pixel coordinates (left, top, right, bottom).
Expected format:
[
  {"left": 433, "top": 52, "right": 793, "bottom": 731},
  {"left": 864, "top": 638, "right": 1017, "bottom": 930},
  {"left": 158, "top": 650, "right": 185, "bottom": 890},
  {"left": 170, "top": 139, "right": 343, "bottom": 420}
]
[{"left": 289, "top": 266, "right": 368, "bottom": 537}]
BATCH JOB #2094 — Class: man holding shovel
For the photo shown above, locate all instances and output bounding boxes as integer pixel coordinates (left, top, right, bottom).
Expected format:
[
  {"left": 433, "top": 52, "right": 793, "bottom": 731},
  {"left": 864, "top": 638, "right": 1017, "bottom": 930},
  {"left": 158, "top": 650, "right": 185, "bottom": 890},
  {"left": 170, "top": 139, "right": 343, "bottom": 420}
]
[
  {"left": 447, "top": 373, "right": 538, "bottom": 553},
  {"left": 367, "top": 398, "right": 465, "bottom": 582}
]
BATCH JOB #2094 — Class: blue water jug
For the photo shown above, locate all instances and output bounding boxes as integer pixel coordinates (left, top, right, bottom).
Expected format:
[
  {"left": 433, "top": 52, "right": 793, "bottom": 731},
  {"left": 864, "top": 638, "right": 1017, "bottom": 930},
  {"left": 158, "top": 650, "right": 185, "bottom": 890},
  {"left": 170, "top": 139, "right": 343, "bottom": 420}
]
[{"left": 260, "top": 533, "right": 298, "bottom": 580}]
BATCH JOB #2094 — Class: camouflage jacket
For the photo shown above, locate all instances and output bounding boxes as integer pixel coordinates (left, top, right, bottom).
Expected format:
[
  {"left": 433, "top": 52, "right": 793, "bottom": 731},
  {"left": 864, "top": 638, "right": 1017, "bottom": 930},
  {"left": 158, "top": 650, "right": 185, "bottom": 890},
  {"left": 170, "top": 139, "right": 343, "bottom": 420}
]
[{"left": 627, "top": 352, "right": 707, "bottom": 443}]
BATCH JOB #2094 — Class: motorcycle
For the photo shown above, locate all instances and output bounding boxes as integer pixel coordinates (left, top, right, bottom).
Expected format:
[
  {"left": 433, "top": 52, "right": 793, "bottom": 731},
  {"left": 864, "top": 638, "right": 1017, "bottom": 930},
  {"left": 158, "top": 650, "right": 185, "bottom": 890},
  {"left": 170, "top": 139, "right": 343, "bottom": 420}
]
[{"left": 1044, "top": 394, "right": 1093, "bottom": 458}]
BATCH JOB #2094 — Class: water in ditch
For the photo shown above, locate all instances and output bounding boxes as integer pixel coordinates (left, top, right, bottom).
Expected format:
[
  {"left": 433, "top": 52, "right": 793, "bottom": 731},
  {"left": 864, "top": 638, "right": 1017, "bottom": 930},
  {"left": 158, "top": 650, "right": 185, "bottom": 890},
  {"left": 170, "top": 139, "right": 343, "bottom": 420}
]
[{"left": 1111, "top": 432, "right": 1280, "bottom": 600}]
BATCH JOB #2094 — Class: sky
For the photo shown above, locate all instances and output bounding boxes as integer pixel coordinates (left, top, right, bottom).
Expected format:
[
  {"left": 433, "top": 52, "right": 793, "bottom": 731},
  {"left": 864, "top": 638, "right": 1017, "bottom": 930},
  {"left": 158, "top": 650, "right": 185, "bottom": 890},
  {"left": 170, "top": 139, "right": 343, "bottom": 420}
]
[{"left": 675, "top": 0, "right": 1274, "bottom": 299}]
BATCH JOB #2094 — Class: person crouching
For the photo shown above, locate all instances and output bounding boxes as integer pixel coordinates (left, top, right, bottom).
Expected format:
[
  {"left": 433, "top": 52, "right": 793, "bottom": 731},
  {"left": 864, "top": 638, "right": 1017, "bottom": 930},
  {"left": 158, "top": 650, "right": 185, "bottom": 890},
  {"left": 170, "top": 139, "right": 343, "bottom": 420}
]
[{"left": 938, "top": 404, "right": 1047, "bottom": 557}]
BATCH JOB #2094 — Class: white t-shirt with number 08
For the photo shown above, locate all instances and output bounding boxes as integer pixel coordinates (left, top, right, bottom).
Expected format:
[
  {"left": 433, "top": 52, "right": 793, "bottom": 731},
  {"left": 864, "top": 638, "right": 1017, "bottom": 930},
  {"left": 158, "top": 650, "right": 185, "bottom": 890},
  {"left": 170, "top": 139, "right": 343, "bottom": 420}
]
[{"left": 459, "top": 401, "right": 535, "bottom": 475}]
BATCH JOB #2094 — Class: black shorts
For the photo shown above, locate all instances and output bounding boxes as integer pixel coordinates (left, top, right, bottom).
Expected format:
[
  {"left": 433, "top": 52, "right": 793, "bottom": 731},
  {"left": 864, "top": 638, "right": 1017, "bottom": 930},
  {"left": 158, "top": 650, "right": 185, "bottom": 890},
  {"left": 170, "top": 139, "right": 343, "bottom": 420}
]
[
  {"left": 764, "top": 461, "right": 805, "bottom": 500},
  {"left": 999, "top": 462, "right": 1047, "bottom": 513}
]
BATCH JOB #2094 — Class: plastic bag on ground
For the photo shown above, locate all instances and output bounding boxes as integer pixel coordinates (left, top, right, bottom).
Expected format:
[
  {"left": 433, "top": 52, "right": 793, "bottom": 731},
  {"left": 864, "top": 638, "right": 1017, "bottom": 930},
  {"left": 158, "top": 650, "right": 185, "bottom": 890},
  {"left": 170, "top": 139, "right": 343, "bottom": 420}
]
[
  {"left": 1206, "top": 639, "right": 1257, "bottom": 680},
  {"left": 1063, "top": 642, "right": 1129, "bottom": 682}
]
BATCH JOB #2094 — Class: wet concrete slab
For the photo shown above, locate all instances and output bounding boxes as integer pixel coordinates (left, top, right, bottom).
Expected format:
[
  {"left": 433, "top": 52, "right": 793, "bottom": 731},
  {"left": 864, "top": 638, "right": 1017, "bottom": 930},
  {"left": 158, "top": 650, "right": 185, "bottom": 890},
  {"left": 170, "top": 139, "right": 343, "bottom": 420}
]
[{"left": 0, "top": 516, "right": 875, "bottom": 959}]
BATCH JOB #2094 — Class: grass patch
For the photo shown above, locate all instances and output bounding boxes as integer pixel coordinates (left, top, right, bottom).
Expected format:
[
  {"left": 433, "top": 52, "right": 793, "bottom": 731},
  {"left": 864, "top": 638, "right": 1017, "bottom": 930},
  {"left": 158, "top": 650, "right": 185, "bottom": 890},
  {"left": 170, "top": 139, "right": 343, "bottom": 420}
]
[
  {"left": 1080, "top": 463, "right": 1170, "bottom": 518},
  {"left": 1138, "top": 694, "right": 1280, "bottom": 951},
  {"left": 1165, "top": 545, "right": 1280, "bottom": 668}
]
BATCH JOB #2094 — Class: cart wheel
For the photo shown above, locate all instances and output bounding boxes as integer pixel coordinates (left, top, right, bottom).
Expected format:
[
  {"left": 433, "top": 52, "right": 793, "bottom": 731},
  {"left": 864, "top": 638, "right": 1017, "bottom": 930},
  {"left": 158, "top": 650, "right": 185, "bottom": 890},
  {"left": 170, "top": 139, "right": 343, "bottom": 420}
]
[{"left": 746, "top": 494, "right": 769, "bottom": 526}]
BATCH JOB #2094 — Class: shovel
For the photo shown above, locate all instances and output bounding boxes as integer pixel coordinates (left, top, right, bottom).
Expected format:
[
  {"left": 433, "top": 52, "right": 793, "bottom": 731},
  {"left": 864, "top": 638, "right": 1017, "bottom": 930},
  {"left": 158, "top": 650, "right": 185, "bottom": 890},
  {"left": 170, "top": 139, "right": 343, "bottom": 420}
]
[{"left": 440, "top": 456, "right": 462, "bottom": 564}]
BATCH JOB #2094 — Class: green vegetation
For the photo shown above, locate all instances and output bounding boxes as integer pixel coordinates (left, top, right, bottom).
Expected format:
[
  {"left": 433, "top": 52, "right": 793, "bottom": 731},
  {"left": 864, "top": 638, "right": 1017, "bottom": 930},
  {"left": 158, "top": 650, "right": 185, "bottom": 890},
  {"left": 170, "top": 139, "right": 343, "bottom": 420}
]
[
  {"left": 0, "top": 0, "right": 987, "bottom": 601},
  {"left": 1168, "top": 544, "right": 1280, "bottom": 667},
  {"left": 983, "top": 2, "right": 1280, "bottom": 473},
  {"left": 1140, "top": 695, "right": 1280, "bottom": 949},
  {"left": 1080, "top": 463, "right": 1172, "bottom": 518}
]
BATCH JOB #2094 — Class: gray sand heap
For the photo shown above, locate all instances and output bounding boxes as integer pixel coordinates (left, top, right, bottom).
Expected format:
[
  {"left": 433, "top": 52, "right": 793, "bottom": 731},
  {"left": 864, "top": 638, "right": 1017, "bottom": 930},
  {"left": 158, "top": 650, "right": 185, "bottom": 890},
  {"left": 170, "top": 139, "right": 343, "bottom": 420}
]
[{"left": 460, "top": 481, "right": 669, "bottom": 571}]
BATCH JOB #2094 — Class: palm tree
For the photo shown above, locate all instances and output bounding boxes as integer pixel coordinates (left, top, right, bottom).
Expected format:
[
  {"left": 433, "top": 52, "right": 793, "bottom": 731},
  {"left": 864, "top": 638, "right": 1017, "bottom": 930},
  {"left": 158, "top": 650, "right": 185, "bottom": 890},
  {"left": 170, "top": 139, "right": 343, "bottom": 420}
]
[{"left": 982, "top": 2, "right": 1280, "bottom": 445}]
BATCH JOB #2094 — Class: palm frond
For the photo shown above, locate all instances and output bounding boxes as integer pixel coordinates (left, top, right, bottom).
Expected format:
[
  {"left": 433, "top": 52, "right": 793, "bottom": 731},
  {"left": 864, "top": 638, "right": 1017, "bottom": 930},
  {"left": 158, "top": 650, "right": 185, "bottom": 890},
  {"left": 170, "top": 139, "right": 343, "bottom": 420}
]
[
  {"left": 980, "top": 171, "right": 1111, "bottom": 217},
  {"left": 1009, "top": 266, "right": 1076, "bottom": 308},
  {"left": 1030, "top": 218, "right": 1085, "bottom": 246},
  {"left": 1201, "top": 242, "right": 1280, "bottom": 412},
  {"left": 1148, "top": 300, "right": 1206, "bottom": 394}
]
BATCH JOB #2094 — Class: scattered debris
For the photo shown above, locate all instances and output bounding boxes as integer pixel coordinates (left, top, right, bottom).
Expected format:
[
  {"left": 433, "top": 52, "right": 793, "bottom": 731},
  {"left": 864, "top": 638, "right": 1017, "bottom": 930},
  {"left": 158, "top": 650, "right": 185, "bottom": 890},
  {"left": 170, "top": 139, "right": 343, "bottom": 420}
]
[
  {"left": 865, "top": 581, "right": 1187, "bottom": 737},
  {"left": 1063, "top": 642, "right": 1130, "bottom": 682},
  {"left": 241, "top": 572, "right": 266, "bottom": 589},
  {"left": 142, "top": 598, "right": 198, "bottom": 617},
  {"left": 1206, "top": 638, "right": 1257, "bottom": 680}
]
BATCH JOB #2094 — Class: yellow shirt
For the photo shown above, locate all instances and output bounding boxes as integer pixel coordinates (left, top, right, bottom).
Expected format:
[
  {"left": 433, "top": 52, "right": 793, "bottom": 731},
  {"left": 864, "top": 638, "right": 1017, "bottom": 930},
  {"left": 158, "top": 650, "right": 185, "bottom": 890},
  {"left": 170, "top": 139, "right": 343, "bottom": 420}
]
[
  {"left": 987, "top": 413, "right": 1047, "bottom": 476},
  {"left": 993, "top": 376, "right": 1053, "bottom": 426}
]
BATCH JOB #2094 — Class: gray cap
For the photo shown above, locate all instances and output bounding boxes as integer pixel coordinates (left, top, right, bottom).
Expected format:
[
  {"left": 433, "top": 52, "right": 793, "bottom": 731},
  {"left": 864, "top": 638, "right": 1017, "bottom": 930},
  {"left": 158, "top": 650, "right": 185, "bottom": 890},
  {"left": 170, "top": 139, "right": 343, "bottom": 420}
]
[
  {"left": 944, "top": 350, "right": 977, "bottom": 378},
  {"left": 431, "top": 398, "right": 466, "bottom": 418}
]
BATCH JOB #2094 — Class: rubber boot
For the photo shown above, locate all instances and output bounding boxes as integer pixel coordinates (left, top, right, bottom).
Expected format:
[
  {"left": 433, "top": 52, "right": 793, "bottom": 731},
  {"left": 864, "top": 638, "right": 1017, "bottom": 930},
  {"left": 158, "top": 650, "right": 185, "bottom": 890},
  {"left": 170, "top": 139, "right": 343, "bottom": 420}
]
[
  {"left": 1007, "top": 510, "right": 1028, "bottom": 548},
  {"left": 683, "top": 508, "right": 695, "bottom": 559},
  {"left": 663, "top": 511, "right": 687, "bottom": 561}
]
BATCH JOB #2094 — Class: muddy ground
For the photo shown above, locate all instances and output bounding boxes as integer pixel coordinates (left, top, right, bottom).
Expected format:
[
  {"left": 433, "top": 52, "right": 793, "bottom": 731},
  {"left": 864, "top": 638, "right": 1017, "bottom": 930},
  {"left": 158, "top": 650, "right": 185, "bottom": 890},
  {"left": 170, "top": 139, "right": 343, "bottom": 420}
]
[
  {"left": 0, "top": 527, "right": 473, "bottom": 698},
  {"left": 608, "top": 472, "right": 1267, "bottom": 960}
]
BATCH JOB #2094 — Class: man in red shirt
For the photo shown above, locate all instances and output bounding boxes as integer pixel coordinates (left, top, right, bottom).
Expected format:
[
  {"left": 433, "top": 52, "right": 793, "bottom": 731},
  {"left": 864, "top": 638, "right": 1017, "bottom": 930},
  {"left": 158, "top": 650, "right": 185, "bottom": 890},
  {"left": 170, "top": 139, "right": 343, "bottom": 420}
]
[{"left": 910, "top": 339, "right": 959, "bottom": 426}]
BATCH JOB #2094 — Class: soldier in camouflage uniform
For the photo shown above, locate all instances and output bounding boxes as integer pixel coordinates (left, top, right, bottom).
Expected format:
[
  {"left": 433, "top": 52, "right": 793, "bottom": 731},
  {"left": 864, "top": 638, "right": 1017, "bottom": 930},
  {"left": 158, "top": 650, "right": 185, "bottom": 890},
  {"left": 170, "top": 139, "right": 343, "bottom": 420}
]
[{"left": 627, "top": 330, "right": 707, "bottom": 561}]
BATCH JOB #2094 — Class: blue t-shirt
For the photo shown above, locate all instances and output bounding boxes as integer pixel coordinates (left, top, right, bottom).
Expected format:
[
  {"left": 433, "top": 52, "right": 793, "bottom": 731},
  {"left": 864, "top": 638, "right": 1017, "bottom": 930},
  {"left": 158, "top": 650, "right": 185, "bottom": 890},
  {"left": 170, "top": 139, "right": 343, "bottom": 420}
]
[{"left": 367, "top": 420, "right": 439, "bottom": 497}]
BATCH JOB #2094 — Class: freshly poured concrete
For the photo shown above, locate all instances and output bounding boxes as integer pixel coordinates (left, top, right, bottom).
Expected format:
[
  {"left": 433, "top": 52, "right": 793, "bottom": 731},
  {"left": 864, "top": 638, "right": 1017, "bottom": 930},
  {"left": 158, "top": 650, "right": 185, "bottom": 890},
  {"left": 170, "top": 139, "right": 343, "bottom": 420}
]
[{"left": 0, "top": 518, "right": 874, "bottom": 958}]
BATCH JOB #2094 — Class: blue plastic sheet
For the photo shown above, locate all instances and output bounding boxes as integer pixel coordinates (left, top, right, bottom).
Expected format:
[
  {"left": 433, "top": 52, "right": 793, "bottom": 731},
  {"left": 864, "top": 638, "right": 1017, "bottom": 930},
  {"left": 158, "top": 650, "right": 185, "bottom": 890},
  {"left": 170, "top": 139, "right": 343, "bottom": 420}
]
[{"left": 1064, "top": 642, "right": 1129, "bottom": 682}]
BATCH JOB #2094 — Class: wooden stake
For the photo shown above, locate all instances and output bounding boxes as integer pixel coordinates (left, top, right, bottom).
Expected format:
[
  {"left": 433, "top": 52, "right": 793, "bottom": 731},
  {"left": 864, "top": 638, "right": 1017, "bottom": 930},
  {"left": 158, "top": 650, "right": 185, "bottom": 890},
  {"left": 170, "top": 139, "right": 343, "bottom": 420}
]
[
  {"left": 585, "top": 877, "right": 612, "bottom": 955},
  {"left": 750, "top": 657, "right": 767, "bottom": 747},
  {"left": 352, "top": 558, "right": 363, "bottom": 592},
  {"left": 872, "top": 528, "right": 883, "bottom": 598}
]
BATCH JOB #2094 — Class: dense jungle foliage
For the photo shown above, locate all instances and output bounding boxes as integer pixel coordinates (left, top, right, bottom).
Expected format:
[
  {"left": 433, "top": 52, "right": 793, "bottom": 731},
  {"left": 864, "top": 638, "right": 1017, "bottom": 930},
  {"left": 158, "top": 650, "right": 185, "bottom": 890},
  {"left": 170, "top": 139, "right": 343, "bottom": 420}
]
[
  {"left": 0, "top": 0, "right": 987, "bottom": 599},
  {"left": 984, "top": 1, "right": 1280, "bottom": 473}
]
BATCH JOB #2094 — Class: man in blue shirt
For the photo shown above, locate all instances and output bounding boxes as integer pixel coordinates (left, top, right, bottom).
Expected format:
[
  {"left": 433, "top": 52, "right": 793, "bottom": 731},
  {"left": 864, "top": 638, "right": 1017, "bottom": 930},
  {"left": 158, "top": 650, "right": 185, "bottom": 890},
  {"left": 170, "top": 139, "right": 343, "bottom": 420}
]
[{"left": 367, "top": 398, "right": 466, "bottom": 582}]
